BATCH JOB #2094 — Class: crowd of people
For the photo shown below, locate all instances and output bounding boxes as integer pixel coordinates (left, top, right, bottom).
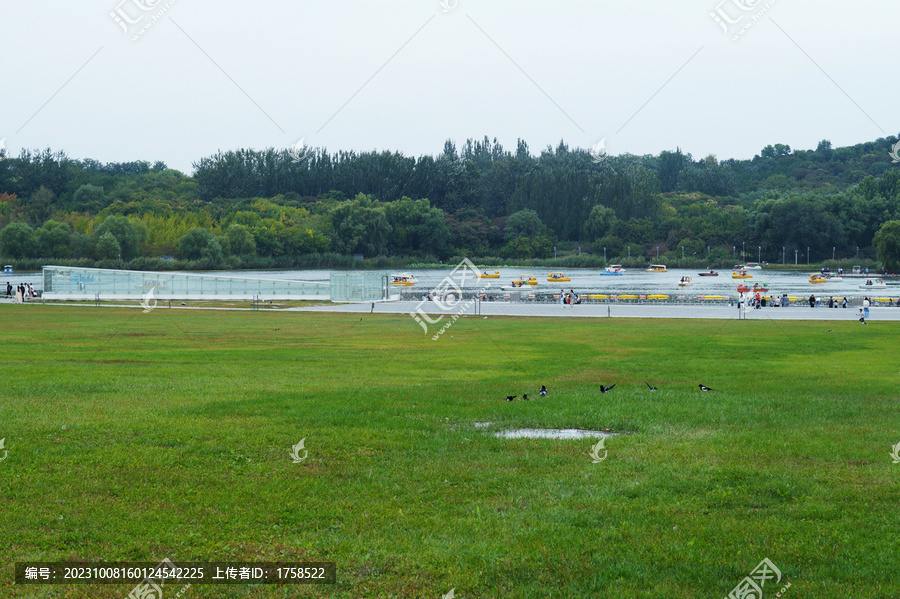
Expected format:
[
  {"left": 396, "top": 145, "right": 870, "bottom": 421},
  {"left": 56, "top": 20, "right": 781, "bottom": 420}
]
[
  {"left": 740, "top": 292, "right": 793, "bottom": 309},
  {"left": 559, "top": 289, "right": 581, "bottom": 307},
  {"left": 6, "top": 282, "right": 37, "bottom": 303}
]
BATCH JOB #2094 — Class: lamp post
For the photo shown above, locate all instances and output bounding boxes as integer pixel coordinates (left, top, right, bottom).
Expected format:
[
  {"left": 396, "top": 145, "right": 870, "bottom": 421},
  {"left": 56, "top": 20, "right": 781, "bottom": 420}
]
[
  {"left": 795, "top": 249, "right": 798, "bottom": 265},
  {"left": 627, "top": 246, "right": 630, "bottom": 259},
  {"left": 681, "top": 246, "right": 684, "bottom": 259},
  {"left": 603, "top": 247, "right": 606, "bottom": 262},
  {"left": 807, "top": 246, "right": 810, "bottom": 265},
  {"left": 733, "top": 245, "right": 736, "bottom": 257},
  {"left": 758, "top": 246, "right": 761, "bottom": 264},
  {"left": 742, "top": 241, "right": 745, "bottom": 261},
  {"left": 553, "top": 246, "right": 556, "bottom": 259},
  {"left": 782, "top": 246, "right": 785, "bottom": 265},
  {"left": 656, "top": 246, "right": 659, "bottom": 260},
  {"left": 707, "top": 245, "right": 710, "bottom": 255},
  {"left": 856, "top": 246, "right": 859, "bottom": 258},
  {"left": 832, "top": 246, "right": 835, "bottom": 261},
  {"left": 578, "top": 246, "right": 581, "bottom": 255}
]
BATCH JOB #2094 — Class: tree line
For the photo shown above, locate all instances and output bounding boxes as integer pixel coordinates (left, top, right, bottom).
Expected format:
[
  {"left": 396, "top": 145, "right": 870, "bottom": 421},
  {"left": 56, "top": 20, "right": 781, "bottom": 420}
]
[{"left": 2, "top": 135, "right": 900, "bottom": 269}]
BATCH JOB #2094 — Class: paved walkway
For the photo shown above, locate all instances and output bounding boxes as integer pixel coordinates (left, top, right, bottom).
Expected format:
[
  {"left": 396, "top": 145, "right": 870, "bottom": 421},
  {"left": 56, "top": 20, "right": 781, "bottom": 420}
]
[
  {"left": 289, "top": 300, "right": 900, "bottom": 321},
  {"left": 13, "top": 298, "right": 900, "bottom": 321}
]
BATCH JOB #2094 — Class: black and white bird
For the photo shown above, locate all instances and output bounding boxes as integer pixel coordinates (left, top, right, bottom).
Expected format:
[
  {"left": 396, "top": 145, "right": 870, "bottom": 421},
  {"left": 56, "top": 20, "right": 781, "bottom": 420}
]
[
  {"left": 600, "top": 384, "right": 616, "bottom": 394},
  {"left": 698, "top": 384, "right": 715, "bottom": 392},
  {"left": 539, "top": 385, "right": 548, "bottom": 397},
  {"left": 645, "top": 382, "right": 658, "bottom": 391},
  {"left": 522, "top": 393, "right": 529, "bottom": 401},
  {"left": 505, "top": 395, "right": 516, "bottom": 402}
]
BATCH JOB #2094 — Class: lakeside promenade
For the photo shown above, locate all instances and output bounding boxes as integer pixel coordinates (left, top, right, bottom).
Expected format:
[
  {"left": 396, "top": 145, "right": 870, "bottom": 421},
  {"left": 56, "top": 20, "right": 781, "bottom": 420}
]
[{"left": 293, "top": 300, "right": 900, "bottom": 321}]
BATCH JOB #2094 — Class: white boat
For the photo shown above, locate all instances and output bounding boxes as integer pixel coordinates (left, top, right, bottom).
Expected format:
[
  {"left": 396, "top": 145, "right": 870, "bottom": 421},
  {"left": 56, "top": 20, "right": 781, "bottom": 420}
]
[
  {"left": 745, "top": 263, "right": 763, "bottom": 270},
  {"left": 678, "top": 276, "right": 693, "bottom": 287},
  {"left": 859, "top": 279, "right": 886, "bottom": 289},
  {"left": 601, "top": 265, "right": 626, "bottom": 276}
]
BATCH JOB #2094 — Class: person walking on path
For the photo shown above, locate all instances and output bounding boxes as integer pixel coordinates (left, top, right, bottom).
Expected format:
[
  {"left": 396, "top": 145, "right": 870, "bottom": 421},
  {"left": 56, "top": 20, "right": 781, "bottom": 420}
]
[
  {"left": 782, "top": 293, "right": 789, "bottom": 307},
  {"left": 559, "top": 289, "right": 565, "bottom": 309},
  {"left": 863, "top": 297, "right": 870, "bottom": 319},
  {"left": 858, "top": 308, "right": 868, "bottom": 325},
  {"left": 5, "top": 282, "right": 10, "bottom": 298},
  {"left": 809, "top": 294, "right": 815, "bottom": 308},
  {"left": 842, "top": 297, "right": 848, "bottom": 308},
  {"left": 14, "top": 285, "right": 23, "bottom": 304}
]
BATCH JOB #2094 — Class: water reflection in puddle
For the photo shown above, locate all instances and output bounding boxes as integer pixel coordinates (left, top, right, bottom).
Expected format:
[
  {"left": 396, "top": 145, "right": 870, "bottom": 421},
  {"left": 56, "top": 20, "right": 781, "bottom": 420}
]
[{"left": 475, "top": 423, "right": 613, "bottom": 439}]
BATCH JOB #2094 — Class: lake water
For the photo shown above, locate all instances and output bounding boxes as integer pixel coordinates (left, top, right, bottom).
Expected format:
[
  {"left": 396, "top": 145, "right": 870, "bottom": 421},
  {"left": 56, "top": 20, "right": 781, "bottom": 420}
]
[{"left": 9, "top": 266, "right": 897, "bottom": 298}]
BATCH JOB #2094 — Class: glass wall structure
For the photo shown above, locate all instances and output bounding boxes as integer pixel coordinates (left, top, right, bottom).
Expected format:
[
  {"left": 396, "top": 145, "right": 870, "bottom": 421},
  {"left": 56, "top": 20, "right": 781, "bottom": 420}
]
[
  {"left": 42, "top": 266, "right": 330, "bottom": 300},
  {"left": 329, "top": 272, "right": 391, "bottom": 302},
  {"left": 42, "top": 266, "right": 394, "bottom": 301}
]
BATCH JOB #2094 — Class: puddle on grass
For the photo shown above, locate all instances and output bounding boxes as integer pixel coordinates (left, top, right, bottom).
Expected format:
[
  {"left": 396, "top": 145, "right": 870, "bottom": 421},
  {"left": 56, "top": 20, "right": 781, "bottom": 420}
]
[{"left": 475, "top": 422, "right": 614, "bottom": 439}]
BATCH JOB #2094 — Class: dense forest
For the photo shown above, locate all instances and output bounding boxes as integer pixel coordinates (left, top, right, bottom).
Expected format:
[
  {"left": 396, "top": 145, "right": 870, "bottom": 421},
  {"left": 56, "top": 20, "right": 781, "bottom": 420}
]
[{"left": 2, "top": 134, "right": 900, "bottom": 270}]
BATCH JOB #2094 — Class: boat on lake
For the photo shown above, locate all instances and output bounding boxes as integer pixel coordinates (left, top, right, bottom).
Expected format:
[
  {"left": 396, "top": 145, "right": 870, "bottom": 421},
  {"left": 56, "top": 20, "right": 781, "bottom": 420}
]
[
  {"left": 601, "top": 265, "right": 625, "bottom": 276},
  {"left": 698, "top": 270, "right": 718, "bottom": 276},
  {"left": 547, "top": 272, "right": 571, "bottom": 282},
  {"left": 678, "top": 276, "right": 693, "bottom": 287},
  {"left": 390, "top": 273, "right": 417, "bottom": 286},
  {"left": 3, "top": 265, "right": 12, "bottom": 274},
  {"left": 477, "top": 270, "right": 500, "bottom": 279},
  {"left": 646, "top": 264, "right": 667, "bottom": 273},
  {"left": 739, "top": 282, "right": 769, "bottom": 292},
  {"left": 511, "top": 275, "right": 538, "bottom": 286},
  {"left": 732, "top": 269, "right": 752, "bottom": 279},
  {"left": 859, "top": 279, "right": 887, "bottom": 289},
  {"left": 809, "top": 274, "right": 828, "bottom": 284}
]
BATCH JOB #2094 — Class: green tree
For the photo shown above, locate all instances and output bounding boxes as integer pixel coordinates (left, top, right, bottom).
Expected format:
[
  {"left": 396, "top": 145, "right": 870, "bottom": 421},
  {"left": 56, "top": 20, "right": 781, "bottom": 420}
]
[
  {"left": 179, "top": 228, "right": 221, "bottom": 261},
  {"left": 222, "top": 224, "right": 256, "bottom": 256},
  {"left": 70, "top": 232, "right": 92, "bottom": 258},
  {"left": 72, "top": 184, "right": 105, "bottom": 211},
  {"left": 93, "top": 216, "right": 147, "bottom": 261},
  {"left": 95, "top": 231, "right": 121, "bottom": 260},
  {"left": 504, "top": 209, "right": 545, "bottom": 240},
  {"left": 329, "top": 195, "right": 393, "bottom": 256},
  {"left": 657, "top": 149, "right": 689, "bottom": 192},
  {"left": 583, "top": 205, "right": 616, "bottom": 240},
  {"left": 28, "top": 185, "right": 55, "bottom": 226},
  {"left": 384, "top": 197, "right": 450, "bottom": 256},
  {"left": 0, "top": 222, "right": 38, "bottom": 258},
  {"left": 37, "top": 220, "right": 71, "bottom": 257},
  {"left": 874, "top": 220, "right": 900, "bottom": 271}
]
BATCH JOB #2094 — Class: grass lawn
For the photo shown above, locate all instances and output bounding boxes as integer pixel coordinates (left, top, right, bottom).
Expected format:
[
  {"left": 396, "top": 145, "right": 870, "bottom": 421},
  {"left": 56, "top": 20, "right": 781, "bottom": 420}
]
[{"left": 1, "top": 304, "right": 898, "bottom": 598}]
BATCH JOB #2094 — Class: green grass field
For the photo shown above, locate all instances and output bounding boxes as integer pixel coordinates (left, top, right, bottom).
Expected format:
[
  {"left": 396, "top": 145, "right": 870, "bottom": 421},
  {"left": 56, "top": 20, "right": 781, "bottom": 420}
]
[{"left": 1, "top": 305, "right": 898, "bottom": 598}]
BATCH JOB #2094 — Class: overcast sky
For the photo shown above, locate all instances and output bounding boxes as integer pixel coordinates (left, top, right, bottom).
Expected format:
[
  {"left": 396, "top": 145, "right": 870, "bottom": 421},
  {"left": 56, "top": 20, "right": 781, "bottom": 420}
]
[{"left": 1, "top": 1, "right": 897, "bottom": 174}]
